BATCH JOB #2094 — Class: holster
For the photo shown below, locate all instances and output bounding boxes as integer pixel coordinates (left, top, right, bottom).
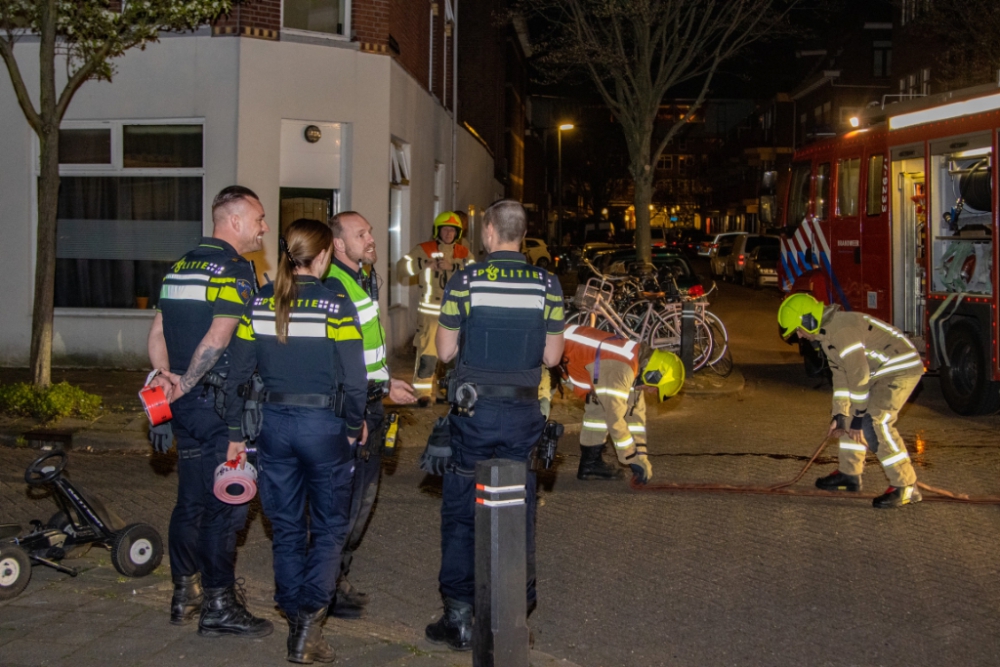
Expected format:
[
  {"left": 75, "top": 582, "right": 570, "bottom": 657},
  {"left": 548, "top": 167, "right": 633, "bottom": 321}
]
[{"left": 202, "top": 370, "right": 227, "bottom": 418}]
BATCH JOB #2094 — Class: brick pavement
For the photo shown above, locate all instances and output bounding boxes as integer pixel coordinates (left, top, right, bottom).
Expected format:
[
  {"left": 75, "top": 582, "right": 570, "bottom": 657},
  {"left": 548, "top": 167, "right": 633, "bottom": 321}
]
[{"left": 3, "top": 279, "right": 1000, "bottom": 666}]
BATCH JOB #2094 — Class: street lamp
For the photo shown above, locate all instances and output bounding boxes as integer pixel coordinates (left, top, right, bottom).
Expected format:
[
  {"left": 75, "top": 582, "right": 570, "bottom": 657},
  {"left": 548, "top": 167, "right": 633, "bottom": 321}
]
[{"left": 557, "top": 122, "right": 574, "bottom": 244}]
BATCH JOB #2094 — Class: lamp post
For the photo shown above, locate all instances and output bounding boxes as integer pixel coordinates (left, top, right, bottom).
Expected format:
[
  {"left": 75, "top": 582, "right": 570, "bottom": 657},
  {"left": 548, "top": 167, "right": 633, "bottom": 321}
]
[{"left": 557, "top": 122, "right": 574, "bottom": 244}]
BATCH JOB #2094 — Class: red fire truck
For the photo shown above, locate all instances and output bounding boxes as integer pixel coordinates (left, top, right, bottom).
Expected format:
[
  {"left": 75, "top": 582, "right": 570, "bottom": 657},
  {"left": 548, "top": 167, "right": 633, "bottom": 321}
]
[{"left": 777, "top": 84, "right": 1000, "bottom": 415}]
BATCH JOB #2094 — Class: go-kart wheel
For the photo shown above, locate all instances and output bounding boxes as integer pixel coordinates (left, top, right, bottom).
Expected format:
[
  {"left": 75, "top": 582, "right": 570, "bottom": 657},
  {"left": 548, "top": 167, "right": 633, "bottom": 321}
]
[
  {"left": 111, "top": 523, "right": 163, "bottom": 578},
  {"left": 0, "top": 545, "right": 31, "bottom": 600},
  {"left": 25, "top": 449, "right": 68, "bottom": 486}
]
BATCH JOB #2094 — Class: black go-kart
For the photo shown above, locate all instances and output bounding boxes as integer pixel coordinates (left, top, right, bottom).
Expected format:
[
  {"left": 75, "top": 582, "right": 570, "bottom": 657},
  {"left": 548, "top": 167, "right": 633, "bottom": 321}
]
[{"left": 0, "top": 449, "right": 163, "bottom": 600}]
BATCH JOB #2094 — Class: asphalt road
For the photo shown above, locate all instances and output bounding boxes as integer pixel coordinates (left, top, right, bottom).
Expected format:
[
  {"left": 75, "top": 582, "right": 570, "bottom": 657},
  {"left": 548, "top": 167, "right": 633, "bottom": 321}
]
[{"left": 2, "top": 268, "right": 999, "bottom": 666}]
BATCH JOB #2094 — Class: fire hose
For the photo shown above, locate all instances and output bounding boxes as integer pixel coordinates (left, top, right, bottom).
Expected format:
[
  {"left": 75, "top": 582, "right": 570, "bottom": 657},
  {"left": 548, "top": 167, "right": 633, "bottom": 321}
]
[{"left": 630, "top": 436, "right": 1000, "bottom": 505}]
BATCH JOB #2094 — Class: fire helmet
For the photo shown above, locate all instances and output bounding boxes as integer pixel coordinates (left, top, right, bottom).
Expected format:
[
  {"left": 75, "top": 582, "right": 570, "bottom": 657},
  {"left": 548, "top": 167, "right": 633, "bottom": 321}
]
[
  {"left": 641, "top": 349, "right": 685, "bottom": 401},
  {"left": 777, "top": 292, "right": 824, "bottom": 338},
  {"left": 433, "top": 211, "right": 463, "bottom": 241}
]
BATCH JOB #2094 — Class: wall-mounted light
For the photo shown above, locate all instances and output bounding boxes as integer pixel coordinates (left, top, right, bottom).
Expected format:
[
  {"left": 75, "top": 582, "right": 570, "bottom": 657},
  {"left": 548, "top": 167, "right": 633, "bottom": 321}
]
[{"left": 849, "top": 116, "right": 860, "bottom": 128}]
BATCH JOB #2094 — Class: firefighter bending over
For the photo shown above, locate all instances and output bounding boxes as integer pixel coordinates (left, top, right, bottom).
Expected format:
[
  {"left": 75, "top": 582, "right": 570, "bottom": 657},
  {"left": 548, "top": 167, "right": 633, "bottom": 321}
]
[
  {"left": 399, "top": 211, "right": 471, "bottom": 405},
  {"left": 562, "top": 324, "right": 684, "bottom": 484},
  {"left": 778, "top": 293, "right": 925, "bottom": 508}
]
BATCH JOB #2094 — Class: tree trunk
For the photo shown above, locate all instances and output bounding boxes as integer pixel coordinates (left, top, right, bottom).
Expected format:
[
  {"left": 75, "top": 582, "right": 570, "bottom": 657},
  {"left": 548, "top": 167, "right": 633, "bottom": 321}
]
[
  {"left": 633, "top": 164, "right": 653, "bottom": 265},
  {"left": 31, "top": 130, "right": 59, "bottom": 387}
]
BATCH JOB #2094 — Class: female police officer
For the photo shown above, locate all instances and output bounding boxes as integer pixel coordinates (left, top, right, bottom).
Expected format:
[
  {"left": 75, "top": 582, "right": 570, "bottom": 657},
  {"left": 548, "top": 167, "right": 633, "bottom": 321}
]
[{"left": 223, "top": 219, "right": 368, "bottom": 663}]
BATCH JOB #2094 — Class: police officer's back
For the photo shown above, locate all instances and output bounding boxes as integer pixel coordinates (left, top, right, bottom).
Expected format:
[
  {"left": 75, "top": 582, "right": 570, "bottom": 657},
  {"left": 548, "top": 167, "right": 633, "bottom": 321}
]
[
  {"left": 223, "top": 218, "right": 367, "bottom": 662},
  {"left": 423, "top": 199, "right": 565, "bottom": 651},
  {"left": 146, "top": 185, "right": 272, "bottom": 637}
]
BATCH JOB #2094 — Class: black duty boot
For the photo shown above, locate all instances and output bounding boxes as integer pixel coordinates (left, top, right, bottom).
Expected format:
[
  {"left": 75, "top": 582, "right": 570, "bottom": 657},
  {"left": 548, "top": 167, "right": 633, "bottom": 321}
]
[
  {"left": 328, "top": 580, "right": 367, "bottom": 619},
  {"left": 425, "top": 598, "right": 473, "bottom": 651},
  {"left": 198, "top": 582, "right": 274, "bottom": 638},
  {"left": 287, "top": 607, "right": 335, "bottom": 664},
  {"left": 170, "top": 573, "right": 203, "bottom": 626},
  {"left": 577, "top": 444, "right": 625, "bottom": 480},
  {"left": 873, "top": 485, "right": 922, "bottom": 509},
  {"left": 815, "top": 470, "right": 861, "bottom": 492}
]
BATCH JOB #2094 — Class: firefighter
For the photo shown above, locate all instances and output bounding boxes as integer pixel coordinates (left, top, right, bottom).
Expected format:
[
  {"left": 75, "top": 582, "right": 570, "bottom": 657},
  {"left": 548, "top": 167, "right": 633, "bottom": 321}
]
[
  {"left": 399, "top": 211, "right": 471, "bottom": 405},
  {"left": 562, "top": 324, "right": 685, "bottom": 483},
  {"left": 778, "top": 293, "right": 925, "bottom": 508}
]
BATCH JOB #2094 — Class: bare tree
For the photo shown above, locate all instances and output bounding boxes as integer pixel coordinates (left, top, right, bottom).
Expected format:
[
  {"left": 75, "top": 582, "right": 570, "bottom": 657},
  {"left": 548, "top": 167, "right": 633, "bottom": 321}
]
[
  {"left": 519, "top": 0, "right": 794, "bottom": 262},
  {"left": 907, "top": 0, "right": 1000, "bottom": 90},
  {"left": 0, "top": 0, "right": 232, "bottom": 387}
]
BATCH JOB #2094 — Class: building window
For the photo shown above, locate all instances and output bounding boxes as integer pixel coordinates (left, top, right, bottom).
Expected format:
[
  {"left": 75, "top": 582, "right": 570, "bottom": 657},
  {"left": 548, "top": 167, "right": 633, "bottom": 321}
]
[
  {"left": 657, "top": 154, "right": 673, "bottom": 170},
  {"left": 873, "top": 41, "right": 892, "bottom": 77},
  {"left": 433, "top": 162, "right": 445, "bottom": 217},
  {"left": 921, "top": 68, "right": 931, "bottom": 95},
  {"left": 283, "top": 0, "right": 348, "bottom": 37},
  {"left": 53, "top": 121, "right": 204, "bottom": 310}
]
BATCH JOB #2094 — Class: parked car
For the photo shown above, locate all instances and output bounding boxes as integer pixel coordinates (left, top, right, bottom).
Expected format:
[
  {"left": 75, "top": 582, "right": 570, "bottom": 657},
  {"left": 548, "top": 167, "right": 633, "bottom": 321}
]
[
  {"left": 699, "top": 231, "right": 748, "bottom": 258},
  {"left": 590, "top": 249, "right": 702, "bottom": 291},
  {"left": 709, "top": 233, "right": 745, "bottom": 278},
  {"left": 522, "top": 237, "right": 552, "bottom": 268},
  {"left": 743, "top": 244, "right": 781, "bottom": 289},
  {"left": 726, "top": 235, "right": 779, "bottom": 284}
]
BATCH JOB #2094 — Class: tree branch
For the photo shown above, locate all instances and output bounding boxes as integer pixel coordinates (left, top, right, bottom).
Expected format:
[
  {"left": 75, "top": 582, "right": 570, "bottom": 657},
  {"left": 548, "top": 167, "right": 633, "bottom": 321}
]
[{"left": 0, "top": 37, "right": 41, "bottom": 132}]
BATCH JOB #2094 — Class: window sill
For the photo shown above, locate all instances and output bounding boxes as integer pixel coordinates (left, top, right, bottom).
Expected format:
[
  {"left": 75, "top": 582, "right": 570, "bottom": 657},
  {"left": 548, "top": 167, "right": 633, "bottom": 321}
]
[
  {"left": 55, "top": 308, "right": 157, "bottom": 319},
  {"left": 281, "top": 29, "right": 357, "bottom": 50}
]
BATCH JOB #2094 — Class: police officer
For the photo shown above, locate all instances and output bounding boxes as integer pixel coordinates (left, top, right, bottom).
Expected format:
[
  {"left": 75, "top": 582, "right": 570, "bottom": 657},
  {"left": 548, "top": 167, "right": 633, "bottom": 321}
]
[
  {"left": 399, "top": 211, "right": 472, "bottom": 405},
  {"left": 778, "top": 293, "right": 925, "bottom": 508},
  {"left": 562, "top": 324, "right": 685, "bottom": 482},
  {"left": 424, "top": 199, "right": 565, "bottom": 651},
  {"left": 324, "top": 211, "right": 417, "bottom": 619},
  {"left": 146, "top": 185, "right": 272, "bottom": 637},
  {"left": 223, "top": 218, "right": 368, "bottom": 663}
]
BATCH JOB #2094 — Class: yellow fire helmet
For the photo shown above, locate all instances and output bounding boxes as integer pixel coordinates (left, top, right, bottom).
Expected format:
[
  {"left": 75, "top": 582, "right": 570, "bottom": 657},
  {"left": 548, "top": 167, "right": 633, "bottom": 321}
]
[
  {"left": 433, "top": 211, "right": 464, "bottom": 241},
  {"left": 641, "top": 349, "right": 685, "bottom": 401},
  {"left": 777, "top": 292, "right": 824, "bottom": 338}
]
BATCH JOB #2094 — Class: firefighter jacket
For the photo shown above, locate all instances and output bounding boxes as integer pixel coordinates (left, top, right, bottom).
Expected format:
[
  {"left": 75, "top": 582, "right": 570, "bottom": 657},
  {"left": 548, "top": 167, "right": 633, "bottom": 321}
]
[
  {"left": 816, "top": 305, "right": 924, "bottom": 423},
  {"left": 324, "top": 258, "right": 390, "bottom": 383},
  {"left": 401, "top": 240, "right": 471, "bottom": 318},
  {"left": 563, "top": 325, "right": 643, "bottom": 454}
]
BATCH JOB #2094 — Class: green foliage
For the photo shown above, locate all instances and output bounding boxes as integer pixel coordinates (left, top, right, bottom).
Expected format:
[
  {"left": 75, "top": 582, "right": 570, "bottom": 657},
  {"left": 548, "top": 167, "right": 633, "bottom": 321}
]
[
  {"left": 0, "top": 381, "right": 102, "bottom": 422},
  {"left": 0, "top": 0, "right": 233, "bottom": 88}
]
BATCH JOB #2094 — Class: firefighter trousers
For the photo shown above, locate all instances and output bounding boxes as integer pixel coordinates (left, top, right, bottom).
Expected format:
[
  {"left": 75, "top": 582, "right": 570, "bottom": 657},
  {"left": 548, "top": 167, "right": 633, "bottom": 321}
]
[
  {"left": 837, "top": 372, "right": 922, "bottom": 488},
  {"left": 579, "top": 390, "right": 647, "bottom": 463},
  {"left": 412, "top": 312, "right": 440, "bottom": 399}
]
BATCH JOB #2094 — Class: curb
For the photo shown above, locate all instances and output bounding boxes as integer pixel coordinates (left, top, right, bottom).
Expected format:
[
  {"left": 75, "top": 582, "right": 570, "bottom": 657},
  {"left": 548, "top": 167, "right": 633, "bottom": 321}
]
[{"left": 681, "top": 367, "right": 746, "bottom": 397}]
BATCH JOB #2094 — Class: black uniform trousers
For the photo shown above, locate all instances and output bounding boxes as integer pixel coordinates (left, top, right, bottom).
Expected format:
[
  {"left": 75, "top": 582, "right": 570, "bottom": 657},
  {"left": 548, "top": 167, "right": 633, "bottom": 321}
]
[
  {"left": 339, "top": 397, "right": 385, "bottom": 580},
  {"left": 168, "top": 390, "right": 249, "bottom": 589},
  {"left": 439, "top": 397, "right": 544, "bottom": 606}
]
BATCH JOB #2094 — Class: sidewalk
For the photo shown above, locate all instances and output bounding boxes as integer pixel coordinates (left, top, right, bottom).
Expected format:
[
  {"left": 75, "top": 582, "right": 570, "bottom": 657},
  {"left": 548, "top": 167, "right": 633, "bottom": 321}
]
[{"left": 0, "top": 548, "right": 579, "bottom": 667}]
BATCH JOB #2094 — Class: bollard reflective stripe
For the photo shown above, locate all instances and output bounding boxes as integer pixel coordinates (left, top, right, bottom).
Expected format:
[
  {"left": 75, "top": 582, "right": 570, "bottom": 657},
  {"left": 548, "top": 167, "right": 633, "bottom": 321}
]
[{"left": 475, "top": 483, "right": 526, "bottom": 507}]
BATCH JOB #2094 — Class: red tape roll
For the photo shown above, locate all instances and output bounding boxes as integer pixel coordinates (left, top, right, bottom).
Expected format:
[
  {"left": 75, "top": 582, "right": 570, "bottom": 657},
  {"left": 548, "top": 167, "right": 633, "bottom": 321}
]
[
  {"left": 213, "top": 460, "right": 258, "bottom": 505},
  {"left": 139, "top": 385, "right": 172, "bottom": 426}
]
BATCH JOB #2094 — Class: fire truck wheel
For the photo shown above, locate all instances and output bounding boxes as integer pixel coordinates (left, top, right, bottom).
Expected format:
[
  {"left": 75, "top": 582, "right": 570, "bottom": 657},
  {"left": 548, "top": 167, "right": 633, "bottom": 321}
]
[{"left": 941, "top": 323, "right": 1000, "bottom": 416}]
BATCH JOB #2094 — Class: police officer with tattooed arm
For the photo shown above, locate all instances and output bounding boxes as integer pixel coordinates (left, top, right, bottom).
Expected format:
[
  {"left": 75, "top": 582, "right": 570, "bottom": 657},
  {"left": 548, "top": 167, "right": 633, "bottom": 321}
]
[
  {"left": 145, "top": 185, "right": 272, "bottom": 638},
  {"left": 423, "top": 199, "right": 565, "bottom": 651}
]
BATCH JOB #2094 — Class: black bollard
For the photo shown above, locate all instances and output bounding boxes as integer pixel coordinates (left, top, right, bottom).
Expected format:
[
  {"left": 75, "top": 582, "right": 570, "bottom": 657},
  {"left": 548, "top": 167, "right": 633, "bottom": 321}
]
[
  {"left": 681, "top": 301, "right": 695, "bottom": 375},
  {"left": 474, "top": 458, "right": 530, "bottom": 667}
]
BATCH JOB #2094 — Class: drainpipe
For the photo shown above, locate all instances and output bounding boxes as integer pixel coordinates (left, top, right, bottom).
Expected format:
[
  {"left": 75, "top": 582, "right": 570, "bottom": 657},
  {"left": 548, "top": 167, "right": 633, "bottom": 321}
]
[
  {"left": 451, "top": 0, "right": 459, "bottom": 208},
  {"left": 429, "top": 2, "right": 437, "bottom": 93}
]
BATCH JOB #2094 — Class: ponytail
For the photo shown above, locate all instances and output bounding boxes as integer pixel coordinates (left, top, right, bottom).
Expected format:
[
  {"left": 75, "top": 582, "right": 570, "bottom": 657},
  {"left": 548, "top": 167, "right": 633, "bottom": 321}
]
[{"left": 273, "top": 218, "right": 333, "bottom": 343}]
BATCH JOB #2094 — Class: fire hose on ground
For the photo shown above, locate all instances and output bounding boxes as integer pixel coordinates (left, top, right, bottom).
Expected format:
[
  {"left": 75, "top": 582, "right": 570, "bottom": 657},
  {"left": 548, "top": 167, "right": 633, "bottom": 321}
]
[{"left": 629, "top": 436, "right": 1000, "bottom": 505}]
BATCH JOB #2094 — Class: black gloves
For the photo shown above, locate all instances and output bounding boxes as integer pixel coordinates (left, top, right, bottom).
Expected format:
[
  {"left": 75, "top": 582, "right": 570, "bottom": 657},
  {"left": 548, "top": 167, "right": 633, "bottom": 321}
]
[
  {"left": 419, "top": 416, "right": 453, "bottom": 476},
  {"left": 149, "top": 422, "right": 174, "bottom": 454}
]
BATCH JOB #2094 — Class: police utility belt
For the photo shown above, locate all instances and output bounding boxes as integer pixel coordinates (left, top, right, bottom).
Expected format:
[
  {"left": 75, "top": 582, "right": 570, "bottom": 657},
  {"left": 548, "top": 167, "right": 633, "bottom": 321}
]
[
  {"left": 448, "top": 376, "right": 536, "bottom": 416},
  {"left": 367, "top": 380, "right": 389, "bottom": 403},
  {"left": 238, "top": 384, "right": 347, "bottom": 417}
]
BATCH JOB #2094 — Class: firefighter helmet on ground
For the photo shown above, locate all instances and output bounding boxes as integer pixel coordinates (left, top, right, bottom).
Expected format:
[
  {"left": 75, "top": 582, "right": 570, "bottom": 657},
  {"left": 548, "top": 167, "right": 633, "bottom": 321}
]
[
  {"left": 778, "top": 292, "right": 824, "bottom": 338},
  {"left": 641, "top": 349, "right": 685, "bottom": 401},
  {"left": 433, "top": 211, "right": 464, "bottom": 241}
]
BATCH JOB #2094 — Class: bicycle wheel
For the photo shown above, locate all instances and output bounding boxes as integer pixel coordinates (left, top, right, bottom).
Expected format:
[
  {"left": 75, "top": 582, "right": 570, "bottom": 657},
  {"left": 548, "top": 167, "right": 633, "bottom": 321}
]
[
  {"left": 650, "top": 311, "right": 712, "bottom": 370},
  {"left": 703, "top": 311, "right": 733, "bottom": 377}
]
